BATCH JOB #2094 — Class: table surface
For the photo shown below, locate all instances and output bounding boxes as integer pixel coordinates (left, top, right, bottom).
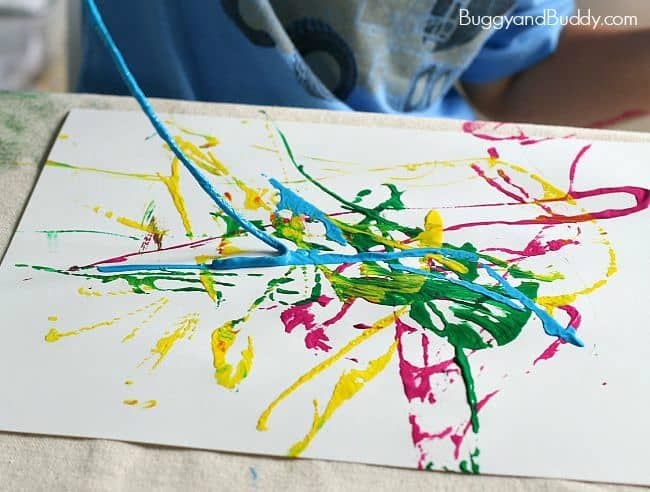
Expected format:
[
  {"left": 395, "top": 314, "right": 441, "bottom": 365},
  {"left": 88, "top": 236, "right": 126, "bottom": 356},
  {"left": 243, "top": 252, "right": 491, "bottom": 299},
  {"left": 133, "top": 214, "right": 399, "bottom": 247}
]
[{"left": 1, "top": 91, "right": 648, "bottom": 491}]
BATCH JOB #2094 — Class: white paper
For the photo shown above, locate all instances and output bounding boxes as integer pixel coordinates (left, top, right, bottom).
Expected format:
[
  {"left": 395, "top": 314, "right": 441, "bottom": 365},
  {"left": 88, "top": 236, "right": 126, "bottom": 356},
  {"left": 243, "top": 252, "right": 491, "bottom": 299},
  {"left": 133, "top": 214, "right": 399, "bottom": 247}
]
[{"left": 0, "top": 109, "right": 649, "bottom": 484}]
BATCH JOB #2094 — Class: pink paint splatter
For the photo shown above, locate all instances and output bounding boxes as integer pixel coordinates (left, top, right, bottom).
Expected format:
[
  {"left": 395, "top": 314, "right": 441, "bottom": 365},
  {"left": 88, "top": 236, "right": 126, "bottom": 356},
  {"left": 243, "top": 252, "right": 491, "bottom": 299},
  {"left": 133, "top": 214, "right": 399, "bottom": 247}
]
[
  {"left": 353, "top": 323, "right": 372, "bottom": 330},
  {"left": 484, "top": 236, "right": 578, "bottom": 259},
  {"left": 497, "top": 168, "right": 530, "bottom": 199},
  {"left": 447, "top": 146, "right": 650, "bottom": 231},
  {"left": 280, "top": 296, "right": 332, "bottom": 334},
  {"left": 589, "top": 109, "right": 649, "bottom": 129},
  {"left": 462, "top": 121, "right": 568, "bottom": 146},
  {"left": 533, "top": 339, "right": 563, "bottom": 365},
  {"left": 450, "top": 390, "right": 499, "bottom": 459},
  {"left": 304, "top": 327, "right": 331, "bottom": 351},
  {"left": 408, "top": 413, "right": 452, "bottom": 469},
  {"left": 395, "top": 318, "right": 458, "bottom": 403},
  {"left": 533, "top": 305, "right": 581, "bottom": 365},
  {"left": 280, "top": 297, "right": 354, "bottom": 352}
]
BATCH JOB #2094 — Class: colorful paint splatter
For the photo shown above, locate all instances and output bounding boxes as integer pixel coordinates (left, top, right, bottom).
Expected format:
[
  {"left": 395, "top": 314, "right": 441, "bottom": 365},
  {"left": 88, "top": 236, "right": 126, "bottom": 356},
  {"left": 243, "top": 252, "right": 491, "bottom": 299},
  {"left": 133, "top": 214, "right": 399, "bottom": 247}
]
[{"left": 6, "top": 109, "right": 647, "bottom": 475}]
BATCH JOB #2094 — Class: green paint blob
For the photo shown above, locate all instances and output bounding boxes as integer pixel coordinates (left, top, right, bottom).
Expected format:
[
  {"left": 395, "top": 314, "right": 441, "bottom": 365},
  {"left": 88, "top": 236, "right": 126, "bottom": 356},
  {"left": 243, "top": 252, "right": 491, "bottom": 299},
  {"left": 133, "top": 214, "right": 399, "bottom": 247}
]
[{"left": 459, "top": 448, "right": 481, "bottom": 474}]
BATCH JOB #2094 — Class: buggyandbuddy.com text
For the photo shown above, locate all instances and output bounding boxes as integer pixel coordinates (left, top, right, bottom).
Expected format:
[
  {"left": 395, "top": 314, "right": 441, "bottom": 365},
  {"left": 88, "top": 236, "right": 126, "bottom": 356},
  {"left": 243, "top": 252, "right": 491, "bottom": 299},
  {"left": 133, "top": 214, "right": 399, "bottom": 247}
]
[{"left": 459, "top": 8, "right": 638, "bottom": 30}]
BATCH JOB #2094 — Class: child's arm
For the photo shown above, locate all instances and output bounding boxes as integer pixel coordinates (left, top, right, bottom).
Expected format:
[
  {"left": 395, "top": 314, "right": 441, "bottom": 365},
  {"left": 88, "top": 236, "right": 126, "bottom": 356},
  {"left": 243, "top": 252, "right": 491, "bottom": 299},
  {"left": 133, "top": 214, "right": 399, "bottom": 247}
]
[{"left": 463, "top": 26, "right": 650, "bottom": 126}]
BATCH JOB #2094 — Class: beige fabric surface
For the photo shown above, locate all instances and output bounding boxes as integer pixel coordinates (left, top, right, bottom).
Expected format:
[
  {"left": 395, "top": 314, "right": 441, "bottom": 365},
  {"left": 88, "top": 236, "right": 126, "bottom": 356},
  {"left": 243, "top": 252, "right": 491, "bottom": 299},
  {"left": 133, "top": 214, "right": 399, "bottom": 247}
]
[{"left": 1, "top": 92, "right": 649, "bottom": 491}]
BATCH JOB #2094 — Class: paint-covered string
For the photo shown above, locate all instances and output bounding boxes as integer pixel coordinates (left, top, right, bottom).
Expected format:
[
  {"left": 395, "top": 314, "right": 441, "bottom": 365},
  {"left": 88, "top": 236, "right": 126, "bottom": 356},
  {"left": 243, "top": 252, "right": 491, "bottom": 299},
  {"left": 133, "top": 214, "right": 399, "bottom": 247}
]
[
  {"left": 85, "top": 0, "right": 583, "bottom": 348},
  {"left": 84, "top": 0, "right": 287, "bottom": 255},
  {"left": 97, "top": 247, "right": 583, "bottom": 347}
]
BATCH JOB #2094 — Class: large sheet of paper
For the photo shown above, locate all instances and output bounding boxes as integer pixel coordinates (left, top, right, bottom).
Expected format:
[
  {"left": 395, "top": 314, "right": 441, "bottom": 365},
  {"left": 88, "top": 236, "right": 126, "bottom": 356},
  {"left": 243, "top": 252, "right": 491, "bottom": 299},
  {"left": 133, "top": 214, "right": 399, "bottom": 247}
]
[{"left": 1, "top": 109, "right": 649, "bottom": 484}]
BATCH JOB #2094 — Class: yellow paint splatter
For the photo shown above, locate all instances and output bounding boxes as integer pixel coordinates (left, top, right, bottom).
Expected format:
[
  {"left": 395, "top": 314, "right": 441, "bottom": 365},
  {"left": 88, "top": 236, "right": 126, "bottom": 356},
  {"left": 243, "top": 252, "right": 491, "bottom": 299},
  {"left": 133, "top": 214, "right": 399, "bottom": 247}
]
[
  {"left": 219, "top": 240, "right": 242, "bottom": 256},
  {"left": 209, "top": 267, "right": 296, "bottom": 391},
  {"left": 116, "top": 216, "right": 167, "bottom": 237},
  {"left": 538, "top": 243, "right": 617, "bottom": 312},
  {"left": 47, "top": 161, "right": 159, "bottom": 182},
  {"left": 233, "top": 177, "right": 272, "bottom": 211},
  {"left": 257, "top": 309, "right": 405, "bottom": 431},
  {"left": 45, "top": 318, "right": 119, "bottom": 342},
  {"left": 47, "top": 315, "right": 58, "bottom": 322},
  {"left": 123, "top": 398, "right": 157, "bottom": 409},
  {"left": 166, "top": 122, "right": 220, "bottom": 148},
  {"left": 48, "top": 135, "right": 279, "bottom": 249},
  {"left": 158, "top": 158, "right": 193, "bottom": 237},
  {"left": 122, "top": 297, "right": 169, "bottom": 342},
  {"left": 142, "top": 400, "right": 157, "bottom": 409},
  {"left": 417, "top": 210, "right": 443, "bottom": 247},
  {"left": 44, "top": 297, "right": 168, "bottom": 343},
  {"left": 211, "top": 322, "right": 254, "bottom": 389},
  {"left": 58, "top": 133, "right": 69, "bottom": 140},
  {"left": 146, "top": 313, "right": 200, "bottom": 369},
  {"left": 414, "top": 210, "right": 467, "bottom": 274},
  {"left": 124, "top": 380, "right": 134, "bottom": 385},
  {"left": 199, "top": 271, "right": 219, "bottom": 302},
  {"left": 370, "top": 157, "right": 470, "bottom": 173},
  {"left": 530, "top": 173, "right": 576, "bottom": 202},
  {"left": 194, "top": 255, "right": 216, "bottom": 264},
  {"left": 106, "top": 289, "right": 133, "bottom": 297},
  {"left": 78, "top": 286, "right": 101, "bottom": 297},
  {"left": 174, "top": 136, "right": 229, "bottom": 176},
  {"left": 288, "top": 341, "right": 397, "bottom": 457}
]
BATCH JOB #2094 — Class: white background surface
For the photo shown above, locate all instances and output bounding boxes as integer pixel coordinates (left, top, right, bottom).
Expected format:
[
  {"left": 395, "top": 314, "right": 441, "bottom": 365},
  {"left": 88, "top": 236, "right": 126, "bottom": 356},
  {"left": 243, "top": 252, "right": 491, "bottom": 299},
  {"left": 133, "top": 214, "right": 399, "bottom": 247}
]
[{"left": 1, "top": 108, "right": 649, "bottom": 486}]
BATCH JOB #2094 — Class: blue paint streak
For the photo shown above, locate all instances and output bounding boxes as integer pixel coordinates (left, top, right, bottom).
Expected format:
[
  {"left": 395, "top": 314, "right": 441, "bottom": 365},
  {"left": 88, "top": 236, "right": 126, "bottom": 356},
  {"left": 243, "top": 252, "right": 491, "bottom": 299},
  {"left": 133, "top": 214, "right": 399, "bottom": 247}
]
[
  {"left": 268, "top": 177, "right": 347, "bottom": 245},
  {"left": 85, "top": 0, "right": 287, "bottom": 255},
  {"left": 97, "top": 246, "right": 478, "bottom": 272}
]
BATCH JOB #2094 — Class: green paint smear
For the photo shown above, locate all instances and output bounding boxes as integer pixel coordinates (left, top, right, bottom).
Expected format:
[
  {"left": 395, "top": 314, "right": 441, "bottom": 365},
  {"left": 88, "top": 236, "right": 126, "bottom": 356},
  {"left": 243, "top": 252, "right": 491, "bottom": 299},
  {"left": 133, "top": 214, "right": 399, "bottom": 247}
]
[
  {"left": 17, "top": 264, "right": 237, "bottom": 294},
  {"left": 459, "top": 448, "right": 480, "bottom": 474},
  {"left": 211, "top": 211, "right": 264, "bottom": 238},
  {"left": 229, "top": 267, "right": 296, "bottom": 329},
  {"left": 38, "top": 229, "right": 140, "bottom": 241},
  {"left": 141, "top": 200, "right": 156, "bottom": 225}
]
